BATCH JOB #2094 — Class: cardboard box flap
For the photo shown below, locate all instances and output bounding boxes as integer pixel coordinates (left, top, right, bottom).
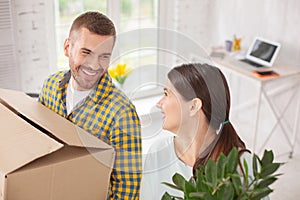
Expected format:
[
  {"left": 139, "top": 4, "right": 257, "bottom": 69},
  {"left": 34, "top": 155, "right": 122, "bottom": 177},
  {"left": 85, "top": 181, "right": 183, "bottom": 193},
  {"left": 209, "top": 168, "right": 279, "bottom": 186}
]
[
  {"left": 0, "top": 103, "right": 63, "bottom": 175},
  {"left": 0, "top": 89, "right": 112, "bottom": 150}
]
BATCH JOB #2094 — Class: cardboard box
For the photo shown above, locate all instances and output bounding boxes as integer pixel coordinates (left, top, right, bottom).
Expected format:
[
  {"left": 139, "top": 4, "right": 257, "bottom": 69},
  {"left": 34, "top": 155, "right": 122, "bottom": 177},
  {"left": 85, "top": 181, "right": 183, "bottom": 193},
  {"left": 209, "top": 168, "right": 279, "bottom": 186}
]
[{"left": 0, "top": 88, "right": 115, "bottom": 200}]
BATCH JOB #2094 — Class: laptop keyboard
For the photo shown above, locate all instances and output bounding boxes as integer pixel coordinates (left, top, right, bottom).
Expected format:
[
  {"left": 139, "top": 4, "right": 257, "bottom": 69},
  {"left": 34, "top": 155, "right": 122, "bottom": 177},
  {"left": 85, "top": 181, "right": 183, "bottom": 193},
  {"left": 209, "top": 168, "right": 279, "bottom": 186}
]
[{"left": 240, "top": 59, "right": 263, "bottom": 67}]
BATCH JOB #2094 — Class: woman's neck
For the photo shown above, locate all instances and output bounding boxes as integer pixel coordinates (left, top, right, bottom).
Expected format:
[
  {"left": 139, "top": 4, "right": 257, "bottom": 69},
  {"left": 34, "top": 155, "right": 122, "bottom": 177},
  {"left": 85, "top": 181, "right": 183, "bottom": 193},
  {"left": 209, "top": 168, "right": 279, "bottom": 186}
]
[{"left": 174, "top": 122, "right": 217, "bottom": 167}]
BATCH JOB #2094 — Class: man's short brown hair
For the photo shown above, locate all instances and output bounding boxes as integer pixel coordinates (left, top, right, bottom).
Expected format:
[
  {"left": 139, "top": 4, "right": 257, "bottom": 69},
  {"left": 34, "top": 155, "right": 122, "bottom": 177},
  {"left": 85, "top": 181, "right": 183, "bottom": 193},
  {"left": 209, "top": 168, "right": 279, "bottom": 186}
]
[{"left": 69, "top": 11, "right": 116, "bottom": 40}]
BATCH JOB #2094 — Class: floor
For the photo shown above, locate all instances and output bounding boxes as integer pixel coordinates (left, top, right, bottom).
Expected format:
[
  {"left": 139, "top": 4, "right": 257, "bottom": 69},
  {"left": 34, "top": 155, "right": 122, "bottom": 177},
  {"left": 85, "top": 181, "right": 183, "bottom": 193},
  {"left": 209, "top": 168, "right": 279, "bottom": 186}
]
[
  {"left": 232, "top": 117, "right": 300, "bottom": 199},
  {"left": 269, "top": 147, "right": 300, "bottom": 199},
  {"left": 234, "top": 112, "right": 300, "bottom": 200}
]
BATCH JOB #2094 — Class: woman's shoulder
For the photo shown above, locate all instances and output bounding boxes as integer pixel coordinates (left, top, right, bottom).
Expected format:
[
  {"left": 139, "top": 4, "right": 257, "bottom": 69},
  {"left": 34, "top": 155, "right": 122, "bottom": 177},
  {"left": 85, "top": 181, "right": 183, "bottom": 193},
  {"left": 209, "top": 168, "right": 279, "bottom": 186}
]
[
  {"left": 147, "top": 134, "right": 174, "bottom": 153},
  {"left": 143, "top": 135, "right": 176, "bottom": 172}
]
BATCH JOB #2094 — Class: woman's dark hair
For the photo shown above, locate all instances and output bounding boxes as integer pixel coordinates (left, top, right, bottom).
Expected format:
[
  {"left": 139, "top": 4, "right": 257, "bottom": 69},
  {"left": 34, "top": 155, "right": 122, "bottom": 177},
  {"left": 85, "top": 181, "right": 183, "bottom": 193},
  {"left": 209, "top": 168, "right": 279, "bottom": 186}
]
[
  {"left": 167, "top": 63, "right": 246, "bottom": 176},
  {"left": 69, "top": 11, "right": 116, "bottom": 41}
]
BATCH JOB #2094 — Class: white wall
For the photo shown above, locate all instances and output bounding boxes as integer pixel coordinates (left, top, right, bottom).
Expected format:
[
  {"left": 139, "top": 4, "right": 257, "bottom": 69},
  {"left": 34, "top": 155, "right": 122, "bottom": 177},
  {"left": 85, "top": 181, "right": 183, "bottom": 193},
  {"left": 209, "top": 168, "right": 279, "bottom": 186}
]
[
  {"left": 175, "top": 0, "right": 300, "bottom": 68},
  {"left": 5, "top": 0, "right": 56, "bottom": 93}
]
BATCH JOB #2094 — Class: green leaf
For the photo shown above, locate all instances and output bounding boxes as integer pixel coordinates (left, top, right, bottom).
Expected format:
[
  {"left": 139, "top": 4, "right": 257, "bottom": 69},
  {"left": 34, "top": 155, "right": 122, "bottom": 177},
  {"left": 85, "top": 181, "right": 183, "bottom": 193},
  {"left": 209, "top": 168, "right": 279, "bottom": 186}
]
[
  {"left": 196, "top": 169, "right": 208, "bottom": 192},
  {"left": 243, "top": 158, "right": 249, "bottom": 185},
  {"left": 217, "top": 184, "right": 235, "bottom": 200},
  {"left": 217, "top": 153, "right": 226, "bottom": 179},
  {"left": 205, "top": 159, "right": 217, "bottom": 186},
  {"left": 162, "top": 182, "right": 183, "bottom": 191},
  {"left": 239, "top": 195, "right": 250, "bottom": 200},
  {"left": 189, "top": 192, "right": 206, "bottom": 198},
  {"left": 261, "top": 150, "right": 274, "bottom": 166},
  {"left": 161, "top": 192, "right": 184, "bottom": 200},
  {"left": 260, "top": 163, "right": 281, "bottom": 178},
  {"left": 250, "top": 187, "right": 273, "bottom": 200},
  {"left": 172, "top": 173, "right": 186, "bottom": 190},
  {"left": 252, "top": 154, "right": 260, "bottom": 178},
  {"left": 226, "top": 148, "right": 238, "bottom": 174},
  {"left": 203, "top": 181, "right": 215, "bottom": 190},
  {"left": 188, "top": 177, "right": 196, "bottom": 186},
  {"left": 231, "top": 173, "right": 242, "bottom": 194},
  {"left": 115, "top": 75, "right": 127, "bottom": 84},
  {"left": 161, "top": 192, "right": 174, "bottom": 200},
  {"left": 256, "top": 176, "right": 278, "bottom": 188},
  {"left": 183, "top": 180, "right": 197, "bottom": 196}
]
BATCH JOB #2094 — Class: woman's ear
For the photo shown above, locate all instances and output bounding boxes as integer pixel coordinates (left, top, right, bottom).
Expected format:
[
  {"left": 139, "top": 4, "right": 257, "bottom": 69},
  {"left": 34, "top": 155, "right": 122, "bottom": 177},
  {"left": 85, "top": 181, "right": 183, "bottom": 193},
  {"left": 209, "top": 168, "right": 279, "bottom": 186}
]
[
  {"left": 64, "top": 38, "right": 70, "bottom": 57},
  {"left": 190, "top": 98, "right": 202, "bottom": 116}
]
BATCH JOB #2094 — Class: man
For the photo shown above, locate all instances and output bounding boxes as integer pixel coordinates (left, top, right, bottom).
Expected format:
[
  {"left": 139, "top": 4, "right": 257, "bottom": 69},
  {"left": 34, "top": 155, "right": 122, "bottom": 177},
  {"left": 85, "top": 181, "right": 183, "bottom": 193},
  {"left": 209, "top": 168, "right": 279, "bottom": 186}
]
[{"left": 38, "top": 11, "right": 142, "bottom": 199}]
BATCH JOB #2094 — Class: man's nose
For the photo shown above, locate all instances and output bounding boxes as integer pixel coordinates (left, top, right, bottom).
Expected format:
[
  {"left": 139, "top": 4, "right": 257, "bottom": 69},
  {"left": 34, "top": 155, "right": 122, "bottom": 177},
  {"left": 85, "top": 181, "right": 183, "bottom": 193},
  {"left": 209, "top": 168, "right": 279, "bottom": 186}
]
[{"left": 85, "top": 55, "right": 101, "bottom": 70}]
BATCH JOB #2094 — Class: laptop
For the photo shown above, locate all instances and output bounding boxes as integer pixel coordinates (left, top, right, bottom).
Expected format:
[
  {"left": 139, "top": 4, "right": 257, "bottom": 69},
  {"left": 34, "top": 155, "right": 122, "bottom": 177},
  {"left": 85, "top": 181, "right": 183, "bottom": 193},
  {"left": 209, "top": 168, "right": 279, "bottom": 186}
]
[{"left": 240, "top": 37, "right": 281, "bottom": 68}]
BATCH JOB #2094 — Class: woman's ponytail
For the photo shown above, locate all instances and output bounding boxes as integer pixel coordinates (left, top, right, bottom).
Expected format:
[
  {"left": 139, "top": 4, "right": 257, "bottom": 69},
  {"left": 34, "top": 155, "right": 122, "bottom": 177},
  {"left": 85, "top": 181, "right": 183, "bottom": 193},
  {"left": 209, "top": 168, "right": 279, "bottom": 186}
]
[{"left": 192, "top": 120, "right": 246, "bottom": 178}]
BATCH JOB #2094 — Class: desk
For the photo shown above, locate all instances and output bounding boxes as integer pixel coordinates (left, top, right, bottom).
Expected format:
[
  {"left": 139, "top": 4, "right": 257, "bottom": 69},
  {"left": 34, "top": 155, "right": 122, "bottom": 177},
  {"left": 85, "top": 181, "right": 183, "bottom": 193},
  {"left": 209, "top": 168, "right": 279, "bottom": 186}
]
[{"left": 211, "top": 53, "right": 300, "bottom": 158}]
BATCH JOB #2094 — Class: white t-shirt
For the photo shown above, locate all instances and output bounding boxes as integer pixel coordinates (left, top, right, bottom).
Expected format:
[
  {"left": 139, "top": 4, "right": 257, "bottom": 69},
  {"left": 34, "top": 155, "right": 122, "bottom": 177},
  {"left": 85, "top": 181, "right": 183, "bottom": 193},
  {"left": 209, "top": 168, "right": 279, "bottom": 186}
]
[
  {"left": 140, "top": 136, "right": 192, "bottom": 199},
  {"left": 66, "top": 77, "right": 91, "bottom": 115}
]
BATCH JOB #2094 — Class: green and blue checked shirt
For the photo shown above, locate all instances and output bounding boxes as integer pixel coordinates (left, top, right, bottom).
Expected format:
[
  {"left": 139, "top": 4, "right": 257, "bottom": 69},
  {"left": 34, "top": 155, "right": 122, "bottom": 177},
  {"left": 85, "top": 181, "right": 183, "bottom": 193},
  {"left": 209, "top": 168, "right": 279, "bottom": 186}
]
[{"left": 39, "top": 70, "right": 142, "bottom": 199}]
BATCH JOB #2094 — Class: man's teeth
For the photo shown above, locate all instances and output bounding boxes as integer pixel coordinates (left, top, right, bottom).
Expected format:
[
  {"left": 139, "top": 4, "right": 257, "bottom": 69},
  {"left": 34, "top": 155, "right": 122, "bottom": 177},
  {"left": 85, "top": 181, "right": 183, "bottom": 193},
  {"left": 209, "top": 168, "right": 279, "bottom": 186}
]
[{"left": 82, "top": 69, "right": 97, "bottom": 76}]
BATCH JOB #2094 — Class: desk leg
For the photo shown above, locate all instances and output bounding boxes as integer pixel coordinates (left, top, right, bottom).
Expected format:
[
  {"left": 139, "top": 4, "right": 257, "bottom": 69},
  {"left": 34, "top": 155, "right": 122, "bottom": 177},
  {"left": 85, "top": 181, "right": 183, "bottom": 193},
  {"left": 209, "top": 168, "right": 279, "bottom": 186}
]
[
  {"left": 259, "top": 83, "right": 299, "bottom": 156},
  {"left": 253, "top": 84, "right": 262, "bottom": 153},
  {"left": 290, "top": 83, "right": 300, "bottom": 158}
]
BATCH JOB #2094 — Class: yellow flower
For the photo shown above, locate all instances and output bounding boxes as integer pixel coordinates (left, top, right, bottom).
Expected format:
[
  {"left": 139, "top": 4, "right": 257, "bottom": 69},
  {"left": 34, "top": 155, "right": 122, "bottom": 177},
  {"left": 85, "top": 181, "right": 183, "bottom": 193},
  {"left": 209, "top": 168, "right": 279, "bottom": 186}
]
[
  {"left": 116, "top": 64, "right": 126, "bottom": 76},
  {"left": 108, "top": 68, "right": 116, "bottom": 79},
  {"left": 108, "top": 63, "right": 132, "bottom": 84}
]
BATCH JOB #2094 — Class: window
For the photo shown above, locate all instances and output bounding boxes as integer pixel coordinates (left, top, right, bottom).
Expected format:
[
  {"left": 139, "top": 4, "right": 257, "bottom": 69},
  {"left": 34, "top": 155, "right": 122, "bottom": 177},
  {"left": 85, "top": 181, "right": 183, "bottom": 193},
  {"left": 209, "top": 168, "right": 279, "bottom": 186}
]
[
  {"left": 54, "top": 0, "right": 165, "bottom": 98},
  {"left": 108, "top": 0, "right": 160, "bottom": 98},
  {"left": 0, "top": 0, "right": 19, "bottom": 90},
  {"left": 54, "top": 0, "right": 107, "bottom": 70}
]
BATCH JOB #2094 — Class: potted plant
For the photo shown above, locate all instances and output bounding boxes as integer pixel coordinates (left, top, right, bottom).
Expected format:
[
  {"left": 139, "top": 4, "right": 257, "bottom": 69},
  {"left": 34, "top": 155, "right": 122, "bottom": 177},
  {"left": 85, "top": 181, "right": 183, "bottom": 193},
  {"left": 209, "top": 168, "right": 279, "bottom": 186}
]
[{"left": 162, "top": 148, "right": 282, "bottom": 200}]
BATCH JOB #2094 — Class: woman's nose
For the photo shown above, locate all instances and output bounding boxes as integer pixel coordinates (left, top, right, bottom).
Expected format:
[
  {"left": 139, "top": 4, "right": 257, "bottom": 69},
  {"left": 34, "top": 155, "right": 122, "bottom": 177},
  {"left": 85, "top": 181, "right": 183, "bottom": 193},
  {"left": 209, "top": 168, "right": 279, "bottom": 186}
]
[{"left": 156, "top": 97, "right": 163, "bottom": 108}]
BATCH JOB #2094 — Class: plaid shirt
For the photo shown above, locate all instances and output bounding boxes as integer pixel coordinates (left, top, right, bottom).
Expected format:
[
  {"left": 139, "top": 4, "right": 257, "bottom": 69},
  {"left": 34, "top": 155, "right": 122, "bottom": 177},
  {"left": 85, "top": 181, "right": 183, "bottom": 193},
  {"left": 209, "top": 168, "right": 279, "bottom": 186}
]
[{"left": 39, "top": 70, "right": 142, "bottom": 199}]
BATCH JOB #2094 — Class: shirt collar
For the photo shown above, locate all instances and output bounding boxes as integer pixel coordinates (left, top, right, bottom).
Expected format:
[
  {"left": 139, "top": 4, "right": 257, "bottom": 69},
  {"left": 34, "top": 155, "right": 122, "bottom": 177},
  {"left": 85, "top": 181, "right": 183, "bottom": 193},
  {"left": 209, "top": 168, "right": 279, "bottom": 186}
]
[
  {"left": 58, "top": 70, "right": 71, "bottom": 89},
  {"left": 58, "top": 70, "right": 113, "bottom": 103},
  {"left": 90, "top": 72, "right": 113, "bottom": 103}
]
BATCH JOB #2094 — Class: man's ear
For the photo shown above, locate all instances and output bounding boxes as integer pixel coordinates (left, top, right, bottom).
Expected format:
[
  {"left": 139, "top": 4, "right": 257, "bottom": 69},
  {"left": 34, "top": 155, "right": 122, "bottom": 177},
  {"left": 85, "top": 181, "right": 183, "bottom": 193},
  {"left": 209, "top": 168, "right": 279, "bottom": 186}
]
[
  {"left": 64, "top": 38, "right": 70, "bottom": 57},
  {"left": 190, "top": 98, "right": 202, "bottom": 116}
]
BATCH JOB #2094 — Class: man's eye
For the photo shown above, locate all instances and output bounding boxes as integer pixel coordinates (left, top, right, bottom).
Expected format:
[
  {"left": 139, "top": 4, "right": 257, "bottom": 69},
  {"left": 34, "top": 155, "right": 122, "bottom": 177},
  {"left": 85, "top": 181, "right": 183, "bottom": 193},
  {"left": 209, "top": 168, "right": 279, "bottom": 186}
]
[
  {"left": 82, "top": 51, "right": 90, "bottom": 55},
  {"left": 164, "top": 91, "right": 168, "bottom": 96},
  {"left": 99, "top": 55, "right": 110, "bottom": 59}
]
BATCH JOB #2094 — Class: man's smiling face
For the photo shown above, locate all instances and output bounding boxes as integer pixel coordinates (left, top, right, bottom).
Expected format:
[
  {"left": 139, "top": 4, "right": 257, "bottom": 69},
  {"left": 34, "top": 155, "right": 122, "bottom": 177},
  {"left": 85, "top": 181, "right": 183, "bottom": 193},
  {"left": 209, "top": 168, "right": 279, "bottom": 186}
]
[{"left": 64, "top": 27, "right": 114, "bottom": 91}]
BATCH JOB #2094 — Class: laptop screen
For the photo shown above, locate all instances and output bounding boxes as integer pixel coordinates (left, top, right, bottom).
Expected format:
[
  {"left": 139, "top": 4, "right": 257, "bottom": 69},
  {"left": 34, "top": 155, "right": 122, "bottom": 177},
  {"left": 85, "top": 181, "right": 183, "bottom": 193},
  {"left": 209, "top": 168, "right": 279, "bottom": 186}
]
[{"left": 246, "top": 37, "right": 281, "bottom": 67}]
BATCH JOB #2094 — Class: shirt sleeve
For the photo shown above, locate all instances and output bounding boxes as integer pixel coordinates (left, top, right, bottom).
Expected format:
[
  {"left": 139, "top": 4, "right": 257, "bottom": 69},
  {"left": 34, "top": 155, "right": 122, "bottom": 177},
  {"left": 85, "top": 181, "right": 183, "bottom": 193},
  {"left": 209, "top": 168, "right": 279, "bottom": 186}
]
[
  {"left": 38, "top": 78, "right": 48, "bottom": 105},
  {"left": 107, "top": 106, "right": 142, "bottom": 199},
  {"left": 140, "top": 147, "right": 158, "bottom": 200},
  {"left": 140, "top": 171, "right": 155, "bottom": 200}
]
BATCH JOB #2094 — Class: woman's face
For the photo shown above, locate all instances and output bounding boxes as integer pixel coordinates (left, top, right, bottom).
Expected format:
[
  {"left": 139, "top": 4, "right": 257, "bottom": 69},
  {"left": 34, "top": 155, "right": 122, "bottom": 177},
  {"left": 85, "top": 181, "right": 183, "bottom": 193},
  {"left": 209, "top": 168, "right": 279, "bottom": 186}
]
[{"left": 156, "top": 79, "right": 191, "bottom": 134}]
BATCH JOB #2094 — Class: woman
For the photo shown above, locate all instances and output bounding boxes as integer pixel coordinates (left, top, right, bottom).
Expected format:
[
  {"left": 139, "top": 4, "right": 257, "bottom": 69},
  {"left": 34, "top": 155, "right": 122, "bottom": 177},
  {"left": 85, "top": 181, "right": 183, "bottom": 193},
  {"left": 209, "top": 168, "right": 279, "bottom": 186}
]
[{"left": 140, "top": 63, "right": 247, "bottom": 199}]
